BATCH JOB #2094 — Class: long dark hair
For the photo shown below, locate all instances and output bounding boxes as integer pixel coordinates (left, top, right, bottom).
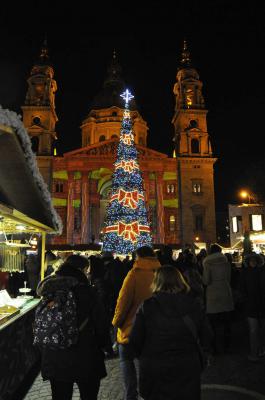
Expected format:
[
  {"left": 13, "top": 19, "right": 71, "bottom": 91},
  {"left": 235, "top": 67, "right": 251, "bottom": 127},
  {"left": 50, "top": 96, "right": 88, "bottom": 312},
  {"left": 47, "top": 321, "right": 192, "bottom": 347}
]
[{"left": 151, "top": 265, "right": 190, "bottom": 294}]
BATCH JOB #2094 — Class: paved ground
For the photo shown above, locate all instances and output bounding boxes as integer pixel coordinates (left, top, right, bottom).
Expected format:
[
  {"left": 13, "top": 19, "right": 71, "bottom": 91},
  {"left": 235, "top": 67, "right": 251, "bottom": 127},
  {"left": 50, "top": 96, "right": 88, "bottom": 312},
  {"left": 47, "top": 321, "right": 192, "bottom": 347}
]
[{"left": 25, "top": 318, "right": 265, "bottom": 400}]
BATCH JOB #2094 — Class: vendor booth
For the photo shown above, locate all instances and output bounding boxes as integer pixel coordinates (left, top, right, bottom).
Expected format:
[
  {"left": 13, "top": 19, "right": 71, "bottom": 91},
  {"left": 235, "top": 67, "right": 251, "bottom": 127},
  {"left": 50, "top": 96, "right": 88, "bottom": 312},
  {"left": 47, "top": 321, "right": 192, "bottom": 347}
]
[{"left": 0, "top": 109, "right": 61, "bottom": 400}]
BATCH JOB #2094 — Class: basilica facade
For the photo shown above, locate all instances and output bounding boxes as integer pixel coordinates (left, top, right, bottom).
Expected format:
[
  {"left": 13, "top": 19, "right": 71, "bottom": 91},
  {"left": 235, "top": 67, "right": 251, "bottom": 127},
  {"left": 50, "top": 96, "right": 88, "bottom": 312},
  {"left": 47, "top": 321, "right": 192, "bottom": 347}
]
[{"left": 21, "top": 41, "right": 216, "bottom": 247}]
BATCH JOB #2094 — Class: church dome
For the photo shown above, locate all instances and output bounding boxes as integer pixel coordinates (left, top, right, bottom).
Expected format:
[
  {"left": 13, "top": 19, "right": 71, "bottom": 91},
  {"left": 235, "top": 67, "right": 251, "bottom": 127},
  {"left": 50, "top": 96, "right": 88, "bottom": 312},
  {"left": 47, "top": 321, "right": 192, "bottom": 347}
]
[{"left": 90, "top": 53, "right": 137, "bottom": 110}]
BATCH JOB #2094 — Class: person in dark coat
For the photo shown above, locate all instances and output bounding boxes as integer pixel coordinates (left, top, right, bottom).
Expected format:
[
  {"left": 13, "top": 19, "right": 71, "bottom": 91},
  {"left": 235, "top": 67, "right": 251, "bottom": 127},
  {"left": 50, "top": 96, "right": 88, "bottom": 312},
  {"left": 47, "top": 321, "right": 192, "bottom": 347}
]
[
  {"left": 182, "top": 253, "right": 204, "bottom": 309},
  {"left": 36, "top": 255, "right": 110, "bottom": 400},
  {"left": 130, "top": 265, "right": 212, "bottom": 400},
  {"left": 25, "top": 254, "right": 40, "bottom": 296},
  {"left": 239, "top": 253, "right": 265, "bottom": 361}
]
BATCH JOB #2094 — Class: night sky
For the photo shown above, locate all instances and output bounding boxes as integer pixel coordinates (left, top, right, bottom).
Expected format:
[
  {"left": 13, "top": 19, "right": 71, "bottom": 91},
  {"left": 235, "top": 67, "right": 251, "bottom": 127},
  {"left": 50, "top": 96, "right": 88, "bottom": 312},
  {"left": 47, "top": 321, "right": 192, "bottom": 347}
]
[{"left": 0, "top": 1, "right": 264, "bottom": 213}]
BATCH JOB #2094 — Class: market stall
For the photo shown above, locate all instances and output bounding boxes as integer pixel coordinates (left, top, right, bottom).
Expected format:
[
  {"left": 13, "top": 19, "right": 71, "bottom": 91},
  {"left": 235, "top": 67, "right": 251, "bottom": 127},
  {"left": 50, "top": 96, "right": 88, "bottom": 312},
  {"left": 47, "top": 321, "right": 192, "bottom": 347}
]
[{"left": 0, "top": 108, "right": 62, "bottom": 400}]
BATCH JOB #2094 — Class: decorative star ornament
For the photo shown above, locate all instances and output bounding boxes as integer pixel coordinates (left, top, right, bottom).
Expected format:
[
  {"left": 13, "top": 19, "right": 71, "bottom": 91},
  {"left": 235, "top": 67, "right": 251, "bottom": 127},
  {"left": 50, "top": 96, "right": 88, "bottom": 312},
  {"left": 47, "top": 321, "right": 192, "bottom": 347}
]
[{"left": 120, "top": 89, "right": 134, "bottom": 106}]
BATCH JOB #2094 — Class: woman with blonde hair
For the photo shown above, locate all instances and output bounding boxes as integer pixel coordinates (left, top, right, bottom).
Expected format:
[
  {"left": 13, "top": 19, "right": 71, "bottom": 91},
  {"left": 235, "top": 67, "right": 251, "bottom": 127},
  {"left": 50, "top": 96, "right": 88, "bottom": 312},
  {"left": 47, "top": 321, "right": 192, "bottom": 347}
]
[{"left": 130, "top": 265, "right": 212, "bottom": 400}]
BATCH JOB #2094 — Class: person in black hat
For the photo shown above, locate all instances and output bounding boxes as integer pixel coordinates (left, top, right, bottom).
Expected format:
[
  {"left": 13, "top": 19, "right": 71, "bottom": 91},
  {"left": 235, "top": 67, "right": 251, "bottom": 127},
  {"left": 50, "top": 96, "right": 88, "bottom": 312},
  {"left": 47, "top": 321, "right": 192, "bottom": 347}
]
[{"left": 37, "top": 254, "right": 110, "bottom": 400}]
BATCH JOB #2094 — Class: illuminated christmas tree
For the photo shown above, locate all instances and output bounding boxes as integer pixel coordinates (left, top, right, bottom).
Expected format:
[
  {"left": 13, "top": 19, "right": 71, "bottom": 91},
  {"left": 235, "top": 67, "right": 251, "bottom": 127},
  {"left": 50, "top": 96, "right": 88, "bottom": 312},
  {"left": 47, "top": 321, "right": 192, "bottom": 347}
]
[{"left": 102, "top": 89, "right": 152, "bottom": 255}]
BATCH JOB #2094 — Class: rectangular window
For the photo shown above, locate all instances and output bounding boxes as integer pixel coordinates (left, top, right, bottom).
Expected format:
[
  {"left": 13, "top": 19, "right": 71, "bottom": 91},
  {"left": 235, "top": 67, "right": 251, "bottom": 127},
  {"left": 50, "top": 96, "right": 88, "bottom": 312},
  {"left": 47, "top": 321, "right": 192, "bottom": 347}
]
[
  {"left": 232, "top": 216, "right": 238, "bottom": 233},
  {"left": 251, "top": 214, "right": 263, "bottom": 231},
  {"left": 55, "top": 182, "right": 64, "bottom": 193},
  {"left": 74, "top": 208, "right": 81, "bottom": 231},
  {"left": 195, "top": 215, "right": 203, "bottom": 231},
  {"left": 169, "top": 215, "right": 176, "bottom": 232}
]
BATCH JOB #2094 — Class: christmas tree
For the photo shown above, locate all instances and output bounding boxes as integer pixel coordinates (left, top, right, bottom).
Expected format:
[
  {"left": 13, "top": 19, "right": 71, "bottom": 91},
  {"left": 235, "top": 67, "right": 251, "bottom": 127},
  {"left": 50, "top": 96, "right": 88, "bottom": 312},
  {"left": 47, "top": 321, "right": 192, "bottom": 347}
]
[{"left": 102, "top": 89, "right": 152, "bottom": 255}]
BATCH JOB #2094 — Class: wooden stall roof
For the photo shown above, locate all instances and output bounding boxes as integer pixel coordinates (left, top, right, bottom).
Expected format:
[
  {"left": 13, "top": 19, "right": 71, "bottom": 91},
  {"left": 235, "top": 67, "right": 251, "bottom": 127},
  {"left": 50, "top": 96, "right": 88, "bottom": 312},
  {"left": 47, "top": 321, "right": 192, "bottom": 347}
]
[{"left": 0, "top": 124, "right": 57, "bottom": 233}]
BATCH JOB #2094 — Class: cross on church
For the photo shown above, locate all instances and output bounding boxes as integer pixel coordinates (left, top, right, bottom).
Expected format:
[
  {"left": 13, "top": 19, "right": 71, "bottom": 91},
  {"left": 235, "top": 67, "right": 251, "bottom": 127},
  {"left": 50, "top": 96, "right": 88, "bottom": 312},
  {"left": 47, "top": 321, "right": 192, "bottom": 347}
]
[{"left": 120, "top": 89, "right": 134, "bottom": 105}]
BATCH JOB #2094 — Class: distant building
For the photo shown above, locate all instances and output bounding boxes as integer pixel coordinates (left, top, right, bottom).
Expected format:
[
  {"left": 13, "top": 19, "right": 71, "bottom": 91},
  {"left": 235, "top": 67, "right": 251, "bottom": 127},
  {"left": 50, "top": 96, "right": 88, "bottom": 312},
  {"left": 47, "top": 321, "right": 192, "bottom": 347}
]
[
  {"left": 21, "top": 40, "right": 216, "bottom": 248},
  {"left": 229, "top": 203, "right": 265, "bottom": 252}
]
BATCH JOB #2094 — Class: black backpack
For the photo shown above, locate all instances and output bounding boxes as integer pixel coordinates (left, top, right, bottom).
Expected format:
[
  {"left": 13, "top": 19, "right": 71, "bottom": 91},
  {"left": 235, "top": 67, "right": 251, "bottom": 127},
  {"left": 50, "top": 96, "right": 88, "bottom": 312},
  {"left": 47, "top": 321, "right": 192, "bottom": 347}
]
[{"left": 33, "top": 285, "right": 88, "bottom": 349}]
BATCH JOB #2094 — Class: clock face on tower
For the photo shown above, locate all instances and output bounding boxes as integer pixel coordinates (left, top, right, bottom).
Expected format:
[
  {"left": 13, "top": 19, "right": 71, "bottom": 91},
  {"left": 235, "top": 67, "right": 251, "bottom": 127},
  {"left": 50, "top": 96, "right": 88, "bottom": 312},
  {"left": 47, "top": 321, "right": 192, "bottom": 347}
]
[{"left": 33, "top": 116, "right": 41, "bottom": 125}]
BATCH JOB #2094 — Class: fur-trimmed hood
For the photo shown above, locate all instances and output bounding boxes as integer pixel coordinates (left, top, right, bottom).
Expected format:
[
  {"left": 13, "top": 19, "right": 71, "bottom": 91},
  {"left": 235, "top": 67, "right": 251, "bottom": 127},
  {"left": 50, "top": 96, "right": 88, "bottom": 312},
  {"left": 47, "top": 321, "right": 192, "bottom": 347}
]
[
  {"left": 37, "top": 275, "right": 78, "bottom": 297},
  {"left": 203, "top": 252, "right": 228, "bottom": 268}
]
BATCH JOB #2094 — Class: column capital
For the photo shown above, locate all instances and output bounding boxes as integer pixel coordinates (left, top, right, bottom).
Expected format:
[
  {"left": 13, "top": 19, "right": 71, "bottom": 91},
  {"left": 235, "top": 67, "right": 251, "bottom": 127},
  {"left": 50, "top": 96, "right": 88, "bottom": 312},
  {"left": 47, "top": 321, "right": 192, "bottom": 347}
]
[
  {"left": 68, "top": 171, "right": 75, "bottom": 180},
  {"left": 81, "top": 170, "right": 91, "bottom": 181},
  {"left": 156, "top": 171, "right": 164, "bottom": 180}
]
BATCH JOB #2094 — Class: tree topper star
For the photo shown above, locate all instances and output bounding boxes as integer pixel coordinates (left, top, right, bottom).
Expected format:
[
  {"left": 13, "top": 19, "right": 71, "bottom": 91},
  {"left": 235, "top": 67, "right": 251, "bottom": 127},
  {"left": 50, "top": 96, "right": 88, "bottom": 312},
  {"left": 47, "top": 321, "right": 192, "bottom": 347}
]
[{"left": 120, "top": 89, "right": 134, "bottom": 105}]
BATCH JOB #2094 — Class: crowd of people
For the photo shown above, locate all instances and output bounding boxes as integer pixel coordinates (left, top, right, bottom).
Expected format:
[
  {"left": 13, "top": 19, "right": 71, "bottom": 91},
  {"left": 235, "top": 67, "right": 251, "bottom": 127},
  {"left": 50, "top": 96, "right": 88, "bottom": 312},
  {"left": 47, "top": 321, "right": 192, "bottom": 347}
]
[{"left": 27, "top": 244, "right": 265, "bottom": 400}]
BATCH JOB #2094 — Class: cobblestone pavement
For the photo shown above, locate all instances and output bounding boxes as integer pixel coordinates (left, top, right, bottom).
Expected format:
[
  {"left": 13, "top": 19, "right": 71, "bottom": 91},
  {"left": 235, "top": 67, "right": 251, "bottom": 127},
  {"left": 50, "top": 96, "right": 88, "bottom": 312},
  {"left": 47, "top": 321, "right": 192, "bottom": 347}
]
[
  {"left": 25, "top": 319, "right": 265, "bottom": 400},
  {"left": 25, "top": 355, "right": 265, "bottom": 400},
  {"left": 24, "top": 358, "right": 122, "bottom": 400}
]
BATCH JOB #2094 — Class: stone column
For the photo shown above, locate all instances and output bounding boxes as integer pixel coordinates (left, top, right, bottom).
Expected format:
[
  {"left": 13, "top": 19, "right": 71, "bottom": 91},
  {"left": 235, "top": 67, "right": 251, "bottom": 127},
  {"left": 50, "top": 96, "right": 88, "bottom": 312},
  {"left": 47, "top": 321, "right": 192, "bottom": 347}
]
[
  {"left": 67, "top": 171, "right": 75, "bottom": 244},
  {"left": 156, "top": 172, "right": 165, "bottom": 244},
  {"left": 81, "top": 171, "right": 90, "bottom": 244},
  {"left": 94, "top": 194, "right": 101, "bottom": 242},
  {"left": 142, "top": 171, "right": 150, "bottom": 210}
]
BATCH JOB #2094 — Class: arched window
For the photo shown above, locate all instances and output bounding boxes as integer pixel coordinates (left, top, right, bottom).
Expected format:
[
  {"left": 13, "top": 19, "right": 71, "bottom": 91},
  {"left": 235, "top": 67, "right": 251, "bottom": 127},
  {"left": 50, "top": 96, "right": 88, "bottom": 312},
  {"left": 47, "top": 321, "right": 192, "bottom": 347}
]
[
  {"left": 167, "top": 184, "right": 175, "bottom": 194},
  {"left": 189, "top": 120, "right": 198, "bottom": 128},
  {"left": 195, "top": 215, "right": 203, "bottom": 231},
  {"left": 99, "top": 135, "right": 106, "bottom": 142},
  {"left": 111, "top": 134, "right": 118, "bottom": 139},
  {"left": 139, "top": 137, "right": 144, "bottom": 145},
  {"left": 31, "top": 136, "right": 39, "bottom": 153},
  {"left": 192, "top": 182, "right": 202, "bottom": 194},
  {"left": 191, "top": 138, "right": 200, "bottom": 154},
  {"left": 191, "top": 204, "right": 205, "bottom": 233},
  {"left": 112, "top": 111, "right": 117, "bottom": 116}
]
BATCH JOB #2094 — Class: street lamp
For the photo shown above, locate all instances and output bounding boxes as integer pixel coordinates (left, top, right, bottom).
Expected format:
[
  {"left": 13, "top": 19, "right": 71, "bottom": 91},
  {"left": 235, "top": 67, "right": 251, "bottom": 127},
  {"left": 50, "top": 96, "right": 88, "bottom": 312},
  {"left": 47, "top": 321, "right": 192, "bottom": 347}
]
[{"left": 240, "top": 190, "right": 251, "bottom": 204}]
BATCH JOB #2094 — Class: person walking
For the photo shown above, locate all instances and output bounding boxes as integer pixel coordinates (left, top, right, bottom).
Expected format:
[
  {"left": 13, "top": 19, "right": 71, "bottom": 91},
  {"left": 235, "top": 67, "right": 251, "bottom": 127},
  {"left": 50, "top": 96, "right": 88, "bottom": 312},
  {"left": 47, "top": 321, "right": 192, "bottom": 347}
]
[
  {"left": 112, "top": 246, "right": 160, "bottom": 400},
  {"left": 239, "top": 253, "right": 265, "bottom": 361},
  {"left": 203, "top": 244, "right": 234, "bottom": 354},
  {"left": 130, "top": 265, "right": 212, "bottom": 400},
  {"left": 36, "top": 255, "right": 110, "bottom": 400}
]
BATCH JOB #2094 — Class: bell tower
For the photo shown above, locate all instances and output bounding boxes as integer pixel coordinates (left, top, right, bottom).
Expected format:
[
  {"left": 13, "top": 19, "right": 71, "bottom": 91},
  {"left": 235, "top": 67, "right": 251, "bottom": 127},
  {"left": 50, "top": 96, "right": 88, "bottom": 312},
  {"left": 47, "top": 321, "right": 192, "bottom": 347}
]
[
  {"left": 172, "top": 41, "right": 216, "bottom": 247},
  {"left": 22, "top": 39, "right": 58, "bottom": 188}
]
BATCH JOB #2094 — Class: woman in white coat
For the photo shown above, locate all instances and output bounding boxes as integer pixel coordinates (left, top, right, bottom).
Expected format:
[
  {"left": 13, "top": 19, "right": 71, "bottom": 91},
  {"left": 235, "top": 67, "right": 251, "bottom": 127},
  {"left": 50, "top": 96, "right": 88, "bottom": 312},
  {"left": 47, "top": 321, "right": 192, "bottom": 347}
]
[{"left": 203, "top": 244, "right": 234, "bottom": 354}]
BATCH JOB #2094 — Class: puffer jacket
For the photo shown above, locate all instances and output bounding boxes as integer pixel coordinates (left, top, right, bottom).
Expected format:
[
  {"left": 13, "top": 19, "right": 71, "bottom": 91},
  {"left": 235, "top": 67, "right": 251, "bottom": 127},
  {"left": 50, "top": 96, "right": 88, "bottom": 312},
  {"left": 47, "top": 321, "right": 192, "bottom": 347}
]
[
  {"left": 203, "top": 252, "right": 234, "bottom": 314},
  {"left": 36, "top": 264, "right": 109, "bottom": 381},
  {"left": 112, "top": 256, "right": 160, "bottom": 344}
]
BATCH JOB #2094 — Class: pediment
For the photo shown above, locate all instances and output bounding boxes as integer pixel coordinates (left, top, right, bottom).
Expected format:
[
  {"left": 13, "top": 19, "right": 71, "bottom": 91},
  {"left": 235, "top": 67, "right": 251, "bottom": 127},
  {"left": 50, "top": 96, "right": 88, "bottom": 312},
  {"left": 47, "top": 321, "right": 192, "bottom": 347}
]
[
  {"left": 64, "top": 139, "right": 168, "bottom": 160},
  {"left": 29, "top": 124, "right": 45, "bottom": 131},
  {"left": 189, "top": 127, "right": 202, "bottom": 133}
]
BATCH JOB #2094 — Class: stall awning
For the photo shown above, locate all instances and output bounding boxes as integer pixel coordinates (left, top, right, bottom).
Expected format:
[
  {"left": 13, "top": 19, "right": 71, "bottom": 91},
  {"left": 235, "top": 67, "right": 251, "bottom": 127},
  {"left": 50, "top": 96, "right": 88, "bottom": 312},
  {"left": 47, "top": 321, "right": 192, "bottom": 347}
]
[
  {"left": 0, "top": 202, "right": 55, "bottom": 234},
  {"left": 0, "top": 121, "right": 60, "bottom": 233}
]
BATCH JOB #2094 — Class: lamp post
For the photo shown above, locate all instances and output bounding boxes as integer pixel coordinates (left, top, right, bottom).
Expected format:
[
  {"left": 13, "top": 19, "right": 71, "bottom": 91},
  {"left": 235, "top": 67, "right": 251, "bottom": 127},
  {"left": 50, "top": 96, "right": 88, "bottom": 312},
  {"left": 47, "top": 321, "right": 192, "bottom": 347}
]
[{"left": 240, "top": 190, "right": 251, "bottom": 204}]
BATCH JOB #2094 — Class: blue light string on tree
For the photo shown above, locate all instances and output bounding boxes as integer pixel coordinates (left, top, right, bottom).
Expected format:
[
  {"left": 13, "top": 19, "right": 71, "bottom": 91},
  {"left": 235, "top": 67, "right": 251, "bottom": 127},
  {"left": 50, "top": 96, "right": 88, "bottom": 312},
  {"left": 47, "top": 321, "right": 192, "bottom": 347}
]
[{"left": 102, "top": 89, "right": 152, "bottom": 255}]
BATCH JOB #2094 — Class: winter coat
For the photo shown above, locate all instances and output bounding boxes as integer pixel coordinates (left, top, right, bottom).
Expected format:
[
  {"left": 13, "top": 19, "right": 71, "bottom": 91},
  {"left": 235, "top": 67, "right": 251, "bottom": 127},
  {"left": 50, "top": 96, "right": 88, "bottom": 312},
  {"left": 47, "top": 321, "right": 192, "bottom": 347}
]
[
  {"left": 203, "top": 252, "right": 234, "bottom": 314},
  {"left": 37, "top": 265, "right": 109, "bottom": 382},
  {"left": 239, "top": 266, "right": 265, "bottom": 318},
  {"left": 25, "top": 255, "right": 40, "bottom": 292},
  {"left": 130, "top": 292, "right": 213, "bottom": 400},
  {"left": 112, "top": 256, "right": 160, "bottom": 344}
]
